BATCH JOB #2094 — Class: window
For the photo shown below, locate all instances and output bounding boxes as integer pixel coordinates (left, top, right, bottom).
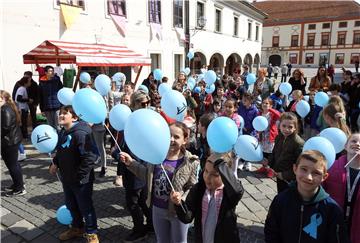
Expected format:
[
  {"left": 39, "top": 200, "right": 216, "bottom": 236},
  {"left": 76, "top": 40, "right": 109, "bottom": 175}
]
[
  {"left": 149, "top": 0, "right": 161, "bottom": 24},
  {"left": 289, "top": 53, "right": 298, "bottom": 64},
  {"left": 107, "top": 0, "right": 126, "bottom": 16},
  {"left": 354, "top": 31, "right": 360, "bottom": 44},
  {"left": 151, "top": 54, "right": 161, "bottom": 70},
  {"left": 350, "top": 53, "right": 360, "bottom": 64},
  {"left": 291, "top": 35, "right": 299, "bottom": 47},
  {"left": 57, "top": 0, "right": 85, "bottom": 10},
  {"left": 215, "top": 9, "right": 221, "bottom": 32},
  {"left": 272, "top": 36, "right": 279, "bottom": 47},
  {"left": 335, "top": 53, "right": 345, "bottom": 64},
  {"left": 174, "top": 54, "right": 182, "bottom": 78},
  {"left": 337, "top": 32, "right": 346, "bottom": 45},
  {"left": 308, "top": 24, "right": 316, "bottom": 30},
  {"left": 339, "top": 21, "right": 347, "bottom": 28},
  {"left": 197, "top": 2, "right": 204, "bottom": 28},
  {"left": 321, "top": 33, "right": 330, "bottom": 46},
  {"left": 255, "top": 25, "right": 259, "bottom": 41},
  {"left": 248, "top": 22, "right": 252, "bottom": 39},
  {"left": 173, "top": 0, "right": 183, "bottom": 28},
  {"left": 355, "top": 21, "right": 360, "bottom": 27},
  {"left": 233, "top": 17, "right": 238, "bottom": 36},
  {"left": 322, "top": 23, "right": 330, "bottom": 29},
  {"left": 319, "top": 53, "right": 328, "bottom": 66},
  {"left": 305, "top": 53, "right": 314, "bottom": 64},
  {"left": 307, "top": 34, "right": 315, "bottom": 46}
]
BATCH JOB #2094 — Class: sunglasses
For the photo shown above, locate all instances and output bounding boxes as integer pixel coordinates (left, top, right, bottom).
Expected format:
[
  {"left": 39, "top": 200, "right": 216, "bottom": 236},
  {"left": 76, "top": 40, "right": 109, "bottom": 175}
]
[{"left": 140, "top": 100, "right": 150, "bottom": 107}]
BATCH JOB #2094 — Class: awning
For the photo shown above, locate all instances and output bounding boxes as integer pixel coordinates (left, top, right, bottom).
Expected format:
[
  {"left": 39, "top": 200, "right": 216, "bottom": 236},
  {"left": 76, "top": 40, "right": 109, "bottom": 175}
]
[{"left": 23, "top": 40, "right": 151, "bottom": 67}]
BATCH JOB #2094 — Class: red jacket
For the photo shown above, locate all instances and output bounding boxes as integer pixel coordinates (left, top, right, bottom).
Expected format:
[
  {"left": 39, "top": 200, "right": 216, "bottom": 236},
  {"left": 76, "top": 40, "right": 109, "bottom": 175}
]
[
  {"left": 323, "top": 155, "right": 360, "bottom": 243},
  {"left": 258, "top": 108, "right": 280, "bottom": 142}
]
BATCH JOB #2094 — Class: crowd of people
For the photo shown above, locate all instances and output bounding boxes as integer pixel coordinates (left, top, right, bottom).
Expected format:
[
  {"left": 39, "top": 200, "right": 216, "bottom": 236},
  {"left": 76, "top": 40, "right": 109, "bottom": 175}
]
[{"left": 1, "top": 63, "right": 360, "bottom": 243}]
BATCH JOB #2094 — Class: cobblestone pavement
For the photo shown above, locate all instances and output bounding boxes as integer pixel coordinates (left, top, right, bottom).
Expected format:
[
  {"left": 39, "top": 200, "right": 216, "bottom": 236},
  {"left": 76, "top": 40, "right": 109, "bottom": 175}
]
[{"left": 1, "top": 141, "right": 268, "bottom": 243}]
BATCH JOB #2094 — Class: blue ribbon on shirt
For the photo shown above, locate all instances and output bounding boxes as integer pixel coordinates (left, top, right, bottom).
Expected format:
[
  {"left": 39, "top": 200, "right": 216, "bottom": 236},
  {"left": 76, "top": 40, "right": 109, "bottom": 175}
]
[
  {"left": 61, "top": 135, "right": 72, "bottom": 148},
  {"left": 303, "top": 213, "right": 323, "bottom": 239}
]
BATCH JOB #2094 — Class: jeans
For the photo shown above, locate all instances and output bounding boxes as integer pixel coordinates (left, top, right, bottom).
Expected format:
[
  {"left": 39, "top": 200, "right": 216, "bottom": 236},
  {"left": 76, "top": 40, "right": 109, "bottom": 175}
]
[
  {"left": 20, "top": 109, "right": 29, "bottom": 138},
  {"left": 92, "top": 130, "right": 106, "bottom": 168},
  {"left": 63, "top": 182, "right": 98, "bottom": 234},
  {"left": 29, "top": 104, "right": 38, "bottom": 129},
  {"left": 152, "top": 206, "right": 189, "bottom": 243},
  {"left": 1, "top": 143, "right": 24, "bottom": 191},
  {"left": 44, "top": 110, "right": 59, "bottom": 129},
  {"left": 18, "top": 143, "right": 25, "bottom": 154}
]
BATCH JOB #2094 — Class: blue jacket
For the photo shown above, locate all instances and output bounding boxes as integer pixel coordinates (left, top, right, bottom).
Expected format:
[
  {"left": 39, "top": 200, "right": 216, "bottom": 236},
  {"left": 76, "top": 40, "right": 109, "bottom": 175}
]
[
  {"left": 265, "top": 184, "right": 349, "bottom": 243},
  {"left": 39, "top": 76, "right": 63, "bottom": 111},
  {"left": 237, "top": 103, "right": 258, "bottom": 136}
]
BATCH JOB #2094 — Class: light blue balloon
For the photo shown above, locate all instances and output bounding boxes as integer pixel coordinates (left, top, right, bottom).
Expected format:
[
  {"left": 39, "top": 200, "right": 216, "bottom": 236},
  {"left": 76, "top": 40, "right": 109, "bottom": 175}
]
[
  {"left": 158, "top": 83, "right": 171, "bottom": 96},
  {"left": 56, "top": 205, "right": 73, "bottom": 225},
  {"left": 246, "top": 73, "right": 256, "bottom": 85},
  {"left": 204, "top": 70, "right": 217, "bottom": 85},
  {"left": 80, "top": 72, "right": 91, "bottom": 84},
  {"left": 112, "top": 72, "right": 126, "bottom": 87},
  {"left": 161, "top": 90, "right": 187, "bottom": 121},
  {"left": 94, "top": 74, "right": 111, "bottom": 96},
  {"left": 194, "top": 87, "right": 201, "bottom": 94},
  {"left": 279, "top": 82, "right": 292, "bottom": 96},
  {"left": 252, "top": 116, "right": 269, "bottom": 132},
  {"left": 183, "top": 67, "right": 191, "bottom": 76},
  {"left": 205, "top": 84, "right": 215, "bottom": 94},
  {"left": 320, "top": 128, "right": 347, "bottom": 153},
  {"left": 234, "top": 135, "right": 263, "bottom": 162},
  {"left": 138, "top": 84, "right": 149, "bottom": 94},
  {"left": 303, "top": 95, "right": 310, "bottom": 102},
  {"left": 73, "top": 88, "right": 107, "bottom": 123},
  {"left": 109, "top": 104, "right": 132, "bottom": 131},
  {"left": 197, "top": 74, "right": 204, "bottom": 82},
  {"left": 187, "top": 51, "right": 194, "bottom": 60},
  {"left": 31, "top": 125, "right": 58, "bottom": 153},
  {"left": 57, "top": 88, "right": 74, "bottom": 105},
  {"left": 303, "top": 137, "right": 336, "bottom": 169},
  {"left": 296, "top": 100, "right": 310, "bottom": 118},
  {"left": 124, "top": 109, "right": 171, "bottom": 164},
  {"left": 153, "top": 69, "right": 163, "bottom": 81},
  {"left": 314, "top": 91, "right": 329, "bottom": 107},
  {"left": 207, "top": 117, "right": 239, "bottom": 153},
  {"left": 187, "top": 77, "right": 196, "bottom": 90}
]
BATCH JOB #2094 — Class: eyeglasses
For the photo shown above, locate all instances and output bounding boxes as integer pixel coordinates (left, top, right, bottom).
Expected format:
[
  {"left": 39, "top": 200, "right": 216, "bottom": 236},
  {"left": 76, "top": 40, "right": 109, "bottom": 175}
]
[{"left": 140, "top": 100, "right": 150, "bottom": 107}]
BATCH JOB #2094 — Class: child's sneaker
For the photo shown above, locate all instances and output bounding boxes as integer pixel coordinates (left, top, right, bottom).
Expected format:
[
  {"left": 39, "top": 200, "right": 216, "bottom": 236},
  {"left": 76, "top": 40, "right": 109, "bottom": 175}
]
[
  {"left": 255, "top": 166, "right": 267, "bottom": 174},
  {"left": 59, "top": 227, "right": 84, "bottom": 241},
  {"left": 18, "top": 153, "right": 27, "bottom": 161},
  {"left": 266, "top": 168, "right": 275, "bottom": 178},
  {"left": 84, "top": 233, "right": 99, "bottom": 243},
  {"left": 244, "top": 162, "right": 252, "bottom": 171},
  {"left": 5, "top": 189, "right": 27, "bottom": 197},
  {"left": 237, "top": 162, "right": 244, "bottom": 171}
]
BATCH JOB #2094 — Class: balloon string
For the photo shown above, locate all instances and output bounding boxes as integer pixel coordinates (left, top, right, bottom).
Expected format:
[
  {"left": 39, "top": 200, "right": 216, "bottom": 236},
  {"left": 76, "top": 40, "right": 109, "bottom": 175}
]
[
  {"left": 104, "top": 125, "right": 122, "bottom": 153},
  {"left": 160, "top": 164, "right": 186, "bottom": 213},
  {"left": 344, "top": 153, "right": 359, "bottom": 168}
]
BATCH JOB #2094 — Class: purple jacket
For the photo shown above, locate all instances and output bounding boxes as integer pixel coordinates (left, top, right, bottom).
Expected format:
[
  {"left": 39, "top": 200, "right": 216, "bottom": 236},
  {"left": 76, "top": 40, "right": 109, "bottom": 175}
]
[
  {"left": 237, "top": 103, "right": 258, "bottom": 136},
  {"left": 323, "top": 155, "right": 360, "bottom": 243}
]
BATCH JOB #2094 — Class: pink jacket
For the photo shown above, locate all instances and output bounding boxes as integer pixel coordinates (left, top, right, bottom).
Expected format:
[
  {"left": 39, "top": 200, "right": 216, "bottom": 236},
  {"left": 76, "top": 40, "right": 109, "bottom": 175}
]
[{"left": 323, "top": 155, "right": 360, "bottom": 243}]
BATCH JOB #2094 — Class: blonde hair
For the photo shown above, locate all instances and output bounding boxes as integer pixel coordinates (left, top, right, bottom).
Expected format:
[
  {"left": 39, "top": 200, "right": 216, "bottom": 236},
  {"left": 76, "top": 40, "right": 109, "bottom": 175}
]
[
  {"left": 328, "top": 95, "right": 346, "bottom": 114},
  {"left": 130, "top": 90, "right": 150, "bottom": 111},
  {"left": 323, "top": 103, "right": 351, "bottom": 137},
  {"left": 0, "top": 90, "right": 21, "bottom": 125},
  {"left": 292, "top": 90, "right": 303, "bottom": 100}
]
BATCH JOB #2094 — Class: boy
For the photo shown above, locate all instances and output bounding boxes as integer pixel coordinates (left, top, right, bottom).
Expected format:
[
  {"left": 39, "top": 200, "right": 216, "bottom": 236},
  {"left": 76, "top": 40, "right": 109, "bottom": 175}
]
[{"left": 264, "top": 150, "right": 349, "bottom": 243}]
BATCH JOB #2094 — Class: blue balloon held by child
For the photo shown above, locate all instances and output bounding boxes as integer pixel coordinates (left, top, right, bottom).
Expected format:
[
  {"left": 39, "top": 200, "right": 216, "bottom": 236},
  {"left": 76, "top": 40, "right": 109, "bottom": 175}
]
[
  {"left": 153, "top": 69, "right": 163, "bottom": 81},
  {"left": 279, "top": 82, "right": 292, "bottom": 96},
  {"left": 204, "top": 70, "right": 217, "bottom": 85},
  {"left": 138, "top": 84, "right": 149, "bottom": 94},
  {"left": 109, "top": 104, "right": 132, "bottom": 131},
  {"left": 194, "top": 86, "right": 201, "bottom": 94},
  {"left": 234, "top": 135, "right": 263, "bottom": 162},
  {"left": 187, "top": 77, "right": 196, "bottom": 90},
  {"left": 303, "top": 137, "right": 336, "bottom": 169},
  {"left": 205, "top": 84, "right": 215, "bottom": 94},
  {"left": 31, "top": 125, "right": 58, "bottom": 153},
  {"left": 56, "top": 205, "right": 73, "bottom": 225},
  {"left": 296, "top": 100, "right": 310, "bottom": 118},
  {"left": 57, "top": 88, "right": 74, "bottom": 106},
  {"left": 187, "top": 51, "right": 194, "bottom": 60},
  {"left": 161, "top": 90, "right": 187, "bottom": 121},
  {"left": 183, "top": 67, "right": 191, "bottom": 76},
  {"left": 252, "top": 116, "right": 269, "bottom": 132},
  {"left": 80, "top": 72, "right": 91, "bottom": 84},
  {"left": 319, "top": 128, "right": 347, "bottom": 154},
  {"left": 246, "top": 73, "right": 256, "bottom": 85},
  {"left": 158, "top": 83, "right": 171, "bottom": 97},
  {"left": 207, "top": 117, "right": 239, "bottom": 153},
  {"left": 94, "top": 74, "right": 111, "bottom": 96},
  {"left": 314, "top": 92, "right": 329, "bottom": 107}
]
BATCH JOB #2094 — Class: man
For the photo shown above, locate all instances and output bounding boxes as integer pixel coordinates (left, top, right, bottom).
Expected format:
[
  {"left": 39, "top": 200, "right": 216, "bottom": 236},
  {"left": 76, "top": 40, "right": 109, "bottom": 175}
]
[
  {"left": 38, "top": 65, "right": 63, "bottom": 129},
  {"left": 287, "top": 63, "right": 292, "bottom": 76},
  {"left": 281, "top": 63, "right": 288, "bottom": 82}
]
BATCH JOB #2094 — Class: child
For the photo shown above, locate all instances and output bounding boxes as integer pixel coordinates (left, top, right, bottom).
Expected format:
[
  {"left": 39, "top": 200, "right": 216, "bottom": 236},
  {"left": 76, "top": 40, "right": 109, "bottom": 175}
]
[
  {"left": 270, "top": 89, "right": 285, "bottom": 113},
  {"left": 265, "top": 112, "right": 304, "bottom": 193},
  {"left": 210, "top": 98, "right": 222, "bottom": 117},
  {"left": 49, "top": 106, "right": 99, "bottom": 243},
  {"left": 286, "top": 89, "right": 304, "bottom": 135},
  {"left": 195, "top": 113, "right": 216, "bottom": 169},
  {"left": 120, "top": 122, "right": 200, "bottom": 243},
  {"left": 323, "top": 103, "right": 351, "bottom": 137},
  {"left": 265, "top": 150, "right": 349, "bottom": 243},
  {"left": 170, "top": 152, "right": 244, "bottom": 243},
  {"left": 221, "top": 98, "right": 242, "bottom": 129},
  {"left": 304, "top": 90, "right": 321, "bottom": 140},
  {"left": 323, "top": 133, "right": 360, "bottom": 243}
]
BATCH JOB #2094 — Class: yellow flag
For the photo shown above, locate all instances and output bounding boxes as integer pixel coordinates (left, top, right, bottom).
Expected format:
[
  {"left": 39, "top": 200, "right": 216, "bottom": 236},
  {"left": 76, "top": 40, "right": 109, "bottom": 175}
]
[{"left": 60, "top": 4, "right": 81, "bottom": 29}]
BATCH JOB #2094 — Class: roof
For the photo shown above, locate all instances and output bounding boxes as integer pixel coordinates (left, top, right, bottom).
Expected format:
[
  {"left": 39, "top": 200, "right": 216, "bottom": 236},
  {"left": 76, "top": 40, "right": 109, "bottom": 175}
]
[
  {"left": 23, "top": 40, "right": 151, "bottom": 67},
  {"left": 252, "top": 0, "right": 360, "bottom": 26}
]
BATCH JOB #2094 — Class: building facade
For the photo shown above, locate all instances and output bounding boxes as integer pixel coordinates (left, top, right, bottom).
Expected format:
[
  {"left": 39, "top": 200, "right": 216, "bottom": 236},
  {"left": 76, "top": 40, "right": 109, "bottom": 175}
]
[
  {"left": 253, "top": 1, "right": 360, "bottom": 68},
  {"left": 1, "top": 0, "right": 266, "bottom": 91}
]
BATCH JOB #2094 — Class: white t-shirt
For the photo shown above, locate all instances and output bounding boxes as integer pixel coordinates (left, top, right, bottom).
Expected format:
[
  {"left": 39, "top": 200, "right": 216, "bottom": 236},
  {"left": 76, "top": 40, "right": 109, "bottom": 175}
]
[
  {"left": 15, "top": 86, "right": 29, "bottom": 111},
  {"left": 54, "top": 66, "right": 64, "bottom": 76}
]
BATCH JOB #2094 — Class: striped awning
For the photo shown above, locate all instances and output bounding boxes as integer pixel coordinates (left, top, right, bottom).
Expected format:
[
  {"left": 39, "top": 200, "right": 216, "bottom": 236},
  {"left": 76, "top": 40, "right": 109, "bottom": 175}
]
[{"left": 23, "top": 40, "right": 151, "bottom": 67}]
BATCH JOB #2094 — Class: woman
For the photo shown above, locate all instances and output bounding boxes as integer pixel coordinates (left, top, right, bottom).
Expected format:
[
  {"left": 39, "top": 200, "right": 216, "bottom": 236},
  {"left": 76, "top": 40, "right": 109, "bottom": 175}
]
[
  {"left": 1, "top": 90, "right": 26, "bottom": 196},
  {"left": 309, "top": 66, "right": 331, "bottom": 92},
  {"left": 288, "top": 68, "right": 306, "bottom": 95},
  {"left": 253, "top": 68, "right": 274, "bottom": 100},
  {"left": 172, "top": 71, "right": 187, "bottom": 92},
  {"left": 15, "top": 76, "right": 33, "bottom": 139}
]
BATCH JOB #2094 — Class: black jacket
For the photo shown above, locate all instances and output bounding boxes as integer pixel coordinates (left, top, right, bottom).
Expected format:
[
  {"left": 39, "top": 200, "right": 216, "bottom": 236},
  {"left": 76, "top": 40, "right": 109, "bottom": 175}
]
[
  {"left": 53, "top": 122, "right": 98, "bottom": 185},
  {"left": 174, "top": 160, "right": 244, "bottom": 243},
  {"left": 265, "top": 184, "right": 350, "bottom": 243},
  {"left": 1, "top": 104, "right": 22, "bottom": 147}
]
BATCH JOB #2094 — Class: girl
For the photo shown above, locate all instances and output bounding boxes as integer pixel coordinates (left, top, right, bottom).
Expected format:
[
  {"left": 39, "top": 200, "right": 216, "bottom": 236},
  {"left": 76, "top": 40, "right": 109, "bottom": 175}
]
[
  {"left": 49, "top": 106, "right": 99, "bottom": 243},
  {"left": 322, "top": 103, "right": 351, "bottom": 137},
  {"left": 170, "top": 152, "right": 244, "bottom": 243},
  {"left": 121, "top": 122, "right": 200, "bottom": 243},
  {"left": 309, "top": 66, "right": 332, "bottom": 92},
  {"left": 195, "top": 113, "right": 216, "bottom": 169},
  {"left": 210, "top": 98, "right": 222, "bottom": 117},
  {"left": 221, "top": 98, "right": 242, "bottom": 129},
  {"left": 304, "top": 90, "right": 321, "bottom": 139},
  {"left": 253, "top": 68, "right": 274, "bottom": 100},
  {"left": 285, "top": 90, "right": 304, "bottom": 135},
  {"left": 255, "top": 98, "right": 280, "bottom": 178},
  {"left": 1, "top": 90, "right": 26, "bottom": 196},
  {"left": 15, "top": 76, "right": 33, "bottom": 139},
  {"left": 323, "top": 133, "right": 360, "bottom": 243},
  {"left": 266, "top": 112, "right": 304, "bottom": 193}
]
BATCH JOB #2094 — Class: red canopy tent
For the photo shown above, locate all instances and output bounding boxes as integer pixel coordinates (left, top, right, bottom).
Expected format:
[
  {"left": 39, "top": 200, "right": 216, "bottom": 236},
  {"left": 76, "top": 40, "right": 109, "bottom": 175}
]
[{"left": 23, "top": 40, "right": 151, "bottom": 89}]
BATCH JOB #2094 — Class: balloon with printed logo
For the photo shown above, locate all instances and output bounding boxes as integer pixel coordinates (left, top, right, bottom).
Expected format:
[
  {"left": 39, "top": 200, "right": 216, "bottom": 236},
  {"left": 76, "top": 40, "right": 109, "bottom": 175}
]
[
  {"left": 314, "top": 91, "right": 329, "bottom": 107},
  {"left": 112, "top": 72, "right": 126, "bottom": 88},
  {"left": 125, "top": 109, "right": 170, "bottom": 164},
  {"left": 234, "top": 135, "right": 263, "bottom": 162},
  {"left": 246, "top": 73, "right": 256, "bottom": 85},
  {"left": 31, "top": 125, "right": 58, "bottom": 153},
  {"left": 303, "top": 137, "right": 336, "bottom": 169},
  {"left": 296, "top": 100, "right": 311, "bottom": 118},
  {"left": 57, "top": 88, "right": 74, "bottom": 105},
  {"left": 207, "top": 117, "right": 239, "bottom": 153},
  {"left": 109, "top": 104, "right": 132, "bottom": 131},
  {"left": 187, "top": 51, "right": 194, "bottom": 60},
  {"left": 204, "top": 70, "right": 217, "bottom": 85},
  {"left": 72, "top": 88, "right": 107, "bottom": 123},
  {"left": 187, "top": 77, "right": 196, "bottom": 90},
  {"left": 56, "top": 205, "right": 73, "bottom": 225},
  {"left": 279, "top": 82, "right": 292, "bottom": 96},
  {"left": 94, "top": 74, "right": 111, "bottom": 96},
  {"left": 320, "top": 128, "right": 347, "bottom": 154},
  {"left": 183, "top": 67, "right": 191, "bottom": 76},
  {"left": 158, "top": 83, "right": 171, "bottom": 97},
  {"left": 79, "top": 72, "right": 91, "bottom": 84},
  {"left": 252, "top": 116, "right": 269, "bottom": 132},
  {"left": 153, "top": 69, "right": 163, "bottom": 81},
  {"left": 205, "top": 84, "right": 215, "bottom": 94},
  {"left": 161, "top": 90, "right": 187, "bottom": 121}
]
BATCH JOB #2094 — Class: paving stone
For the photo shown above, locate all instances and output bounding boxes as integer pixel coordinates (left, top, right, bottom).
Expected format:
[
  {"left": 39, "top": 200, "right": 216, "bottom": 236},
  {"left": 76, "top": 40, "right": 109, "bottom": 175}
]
[
  {"left": 238, "top": 211, "right": 261, "bottom": 222},
  {"left": 21, "top": 227, "right": 44, "bottom": 241},
  {"left": 237, "top": 217, "right": 253, "bottom": 227},
  {"left": 255, "top": 184, "right": 276, "bottom": 195},
  {"left": 246, "top": 176, "right": 263, "bottom": 185},
  {"left": 0, "top": 208, "right": 10, "bottom": 217},
  {"left": 242, "top": 197, "right": 264, "bottom": 213},
  {"left": 1, "top": 229, "right": 11, "bottom": 239},
  {"left": 243, "top": 184, "right": 260, "bottom": 194},
  {"left": 31, "top": 233, "right": 59, "bottom": 243},
  {"left": 1, "top": 233, "right": 23, "bottom": 243},
  {"left": 257, "top": 199, "right": 272, "bottom": 209},
  {"left": 251, "top": 192, "right": 267, "bottom": 201},
  {"left": 1, "top": 213, "right": 23, "bottom": 227},
  {"left": 236, "top": 201, "right": 248, "bottom": 213},
  {"left": 9, "top": 219, "right": 35, "bottom": 234},
  {"left": 254, "top": 211, "right": 268, "bottom": 223},
  {"left": 249, "top": 222, "right": 265, "bottom": 235}
]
